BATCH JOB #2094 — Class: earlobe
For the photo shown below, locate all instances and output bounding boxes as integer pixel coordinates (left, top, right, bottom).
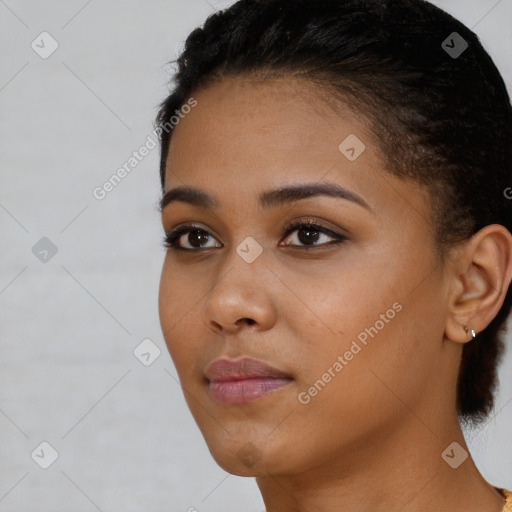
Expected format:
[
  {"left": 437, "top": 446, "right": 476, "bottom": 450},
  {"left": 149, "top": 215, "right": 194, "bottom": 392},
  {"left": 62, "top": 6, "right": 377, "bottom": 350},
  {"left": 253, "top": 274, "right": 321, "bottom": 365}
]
[
  {"left": 444, "top": 224, "right": 512, "bottom": 344},
  {"left": 446, "top": 319, "right": 479, "bottom": 344}
]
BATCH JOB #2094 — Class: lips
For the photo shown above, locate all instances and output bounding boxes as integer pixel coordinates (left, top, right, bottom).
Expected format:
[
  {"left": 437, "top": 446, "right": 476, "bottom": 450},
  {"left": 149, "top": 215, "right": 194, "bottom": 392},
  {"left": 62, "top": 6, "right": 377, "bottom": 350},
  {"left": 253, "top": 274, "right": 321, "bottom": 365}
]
[
  {"left": 205, "top": 357, "right": 293, "bottom": 404},
  {"left": 206, "top": 357, "right": 292, "bottom": 381}
]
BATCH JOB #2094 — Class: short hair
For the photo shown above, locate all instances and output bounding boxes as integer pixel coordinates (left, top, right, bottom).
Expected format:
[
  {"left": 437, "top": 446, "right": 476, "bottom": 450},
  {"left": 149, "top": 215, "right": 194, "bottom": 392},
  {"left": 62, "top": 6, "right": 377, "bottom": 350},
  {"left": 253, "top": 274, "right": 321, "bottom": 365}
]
[{"left": 155, "top": 0, "right": 512, "bottom": 426}]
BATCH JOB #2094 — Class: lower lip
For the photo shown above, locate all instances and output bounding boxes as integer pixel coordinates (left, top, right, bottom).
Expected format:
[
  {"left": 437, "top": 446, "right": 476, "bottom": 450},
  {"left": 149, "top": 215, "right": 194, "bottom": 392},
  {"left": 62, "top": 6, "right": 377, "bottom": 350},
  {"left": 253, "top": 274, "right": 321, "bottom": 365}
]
[{"left": 208, "top": 377, "right": 292, "bottom": 404}]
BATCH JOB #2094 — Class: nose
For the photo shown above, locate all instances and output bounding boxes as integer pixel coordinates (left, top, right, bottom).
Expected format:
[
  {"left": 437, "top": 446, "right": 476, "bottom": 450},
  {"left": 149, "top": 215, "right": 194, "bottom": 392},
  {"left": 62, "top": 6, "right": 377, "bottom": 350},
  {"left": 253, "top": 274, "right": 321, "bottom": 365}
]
[{"left": 202, "top": 249, "right": 278, "bottom": 335}]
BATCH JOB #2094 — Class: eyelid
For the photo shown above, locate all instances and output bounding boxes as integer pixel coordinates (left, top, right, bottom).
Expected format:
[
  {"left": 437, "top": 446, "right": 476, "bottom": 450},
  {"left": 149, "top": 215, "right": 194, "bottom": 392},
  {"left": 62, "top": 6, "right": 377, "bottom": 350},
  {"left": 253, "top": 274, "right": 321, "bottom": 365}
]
[{"left": 281, "top": 216, "right": 345, "bottom": 235}]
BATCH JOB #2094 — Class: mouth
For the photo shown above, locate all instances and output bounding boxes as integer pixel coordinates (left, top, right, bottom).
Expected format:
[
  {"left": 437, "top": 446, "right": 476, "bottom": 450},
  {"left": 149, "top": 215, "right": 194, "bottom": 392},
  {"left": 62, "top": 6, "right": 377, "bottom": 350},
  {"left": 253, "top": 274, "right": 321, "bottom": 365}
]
[{"left": 205, "top": 357, "right": 294, "bottom": 405}]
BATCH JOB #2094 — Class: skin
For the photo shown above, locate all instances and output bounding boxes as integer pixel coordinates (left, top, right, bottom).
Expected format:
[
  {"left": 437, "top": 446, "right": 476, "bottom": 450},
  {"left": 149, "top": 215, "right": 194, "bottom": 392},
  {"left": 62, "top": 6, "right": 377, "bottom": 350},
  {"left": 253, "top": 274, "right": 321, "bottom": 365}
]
[{"left": 158, "top": 76, "right": 512, "bottom": 512}]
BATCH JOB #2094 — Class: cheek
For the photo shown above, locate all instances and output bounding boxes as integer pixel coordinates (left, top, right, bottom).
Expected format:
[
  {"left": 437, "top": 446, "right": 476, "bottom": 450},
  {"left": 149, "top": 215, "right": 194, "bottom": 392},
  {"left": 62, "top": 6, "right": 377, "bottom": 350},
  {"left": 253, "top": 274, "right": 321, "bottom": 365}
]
[
  {"left": 158, "top": 260, "right": 205, "bottom": 372},
  {"left": 158, "top": 262, "right": 179, "bottom": 346},
  {"left": 159, "top": 255, "right": 212, "bottom": 328},
  {"left": 285, "top": 250, "right": 442, "bottom": 425}
]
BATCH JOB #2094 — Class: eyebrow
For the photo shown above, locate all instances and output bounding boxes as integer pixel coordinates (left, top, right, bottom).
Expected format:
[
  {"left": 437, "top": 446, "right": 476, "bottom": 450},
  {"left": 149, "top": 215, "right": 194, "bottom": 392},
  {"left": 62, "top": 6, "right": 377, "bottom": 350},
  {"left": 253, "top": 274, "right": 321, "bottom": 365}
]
[{"left": 159, "top": 181, "right": 372, "bottom": 213}]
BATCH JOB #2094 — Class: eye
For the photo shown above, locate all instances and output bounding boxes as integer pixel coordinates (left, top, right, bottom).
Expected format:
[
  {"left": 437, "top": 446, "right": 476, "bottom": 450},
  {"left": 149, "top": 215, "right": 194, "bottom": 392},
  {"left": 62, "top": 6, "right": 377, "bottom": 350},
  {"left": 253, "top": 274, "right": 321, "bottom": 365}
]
[
  {"left": 162, "top": 224, "right": 222, "bottom": 251},
  {"left": 163, "top": 220, "right": 347, "bottom": 252},
  {"left": 280, "top": 219, "right": 347, "bottom": 248}
]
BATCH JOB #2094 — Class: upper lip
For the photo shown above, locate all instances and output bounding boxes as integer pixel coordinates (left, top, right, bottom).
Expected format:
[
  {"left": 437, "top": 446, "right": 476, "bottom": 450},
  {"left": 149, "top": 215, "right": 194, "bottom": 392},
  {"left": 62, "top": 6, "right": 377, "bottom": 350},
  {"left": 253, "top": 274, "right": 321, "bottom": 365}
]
[{"left": 205, "top": 357, "right": 293, "bottom": 382}]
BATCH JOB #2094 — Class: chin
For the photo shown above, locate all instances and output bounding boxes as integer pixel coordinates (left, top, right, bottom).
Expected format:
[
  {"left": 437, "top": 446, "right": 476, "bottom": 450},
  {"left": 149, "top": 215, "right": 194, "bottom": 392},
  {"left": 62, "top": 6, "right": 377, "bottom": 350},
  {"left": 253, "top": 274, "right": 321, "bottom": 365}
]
[
  {"left": 209, "top": 448, "right": 272, "bottom": 477},
  {"left": 202, "top": 429, "right": 296, "bottom": 477}
]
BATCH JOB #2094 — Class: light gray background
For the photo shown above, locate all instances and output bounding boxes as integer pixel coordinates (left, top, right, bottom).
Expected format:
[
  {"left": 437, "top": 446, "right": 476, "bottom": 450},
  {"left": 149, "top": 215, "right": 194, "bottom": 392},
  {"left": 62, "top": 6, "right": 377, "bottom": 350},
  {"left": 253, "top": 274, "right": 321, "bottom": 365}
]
[{"left": 0, "top": 1, "right": 511, "bottom": 511}]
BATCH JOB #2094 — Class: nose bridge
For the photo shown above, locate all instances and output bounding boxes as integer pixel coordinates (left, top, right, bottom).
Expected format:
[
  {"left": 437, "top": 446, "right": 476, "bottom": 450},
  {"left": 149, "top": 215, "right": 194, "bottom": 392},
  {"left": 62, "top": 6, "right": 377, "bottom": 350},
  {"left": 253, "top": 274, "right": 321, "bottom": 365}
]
[{"left": 213, "top": 235, "right": 267, "bottom": 297}]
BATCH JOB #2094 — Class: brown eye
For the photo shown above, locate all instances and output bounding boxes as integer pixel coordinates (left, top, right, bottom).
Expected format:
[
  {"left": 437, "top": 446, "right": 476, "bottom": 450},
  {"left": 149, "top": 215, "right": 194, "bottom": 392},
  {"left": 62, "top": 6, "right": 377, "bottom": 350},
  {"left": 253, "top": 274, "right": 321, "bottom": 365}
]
[
  {"left": 163, "top": 225, "right": 222, "bottom": 250},
  {"left": 281, "top": 222, "right": 346, "bottom": 248}
]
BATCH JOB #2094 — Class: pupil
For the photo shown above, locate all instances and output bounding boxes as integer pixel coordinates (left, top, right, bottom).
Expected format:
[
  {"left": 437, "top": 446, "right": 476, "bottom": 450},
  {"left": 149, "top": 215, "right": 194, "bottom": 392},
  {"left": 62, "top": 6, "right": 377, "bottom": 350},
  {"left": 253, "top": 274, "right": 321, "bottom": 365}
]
[
  {"left": 298, "top": 227, "right": 319, "bottom": 245},
  {"left": 189, "top": 230, "right": 209, "bottom": 247}
]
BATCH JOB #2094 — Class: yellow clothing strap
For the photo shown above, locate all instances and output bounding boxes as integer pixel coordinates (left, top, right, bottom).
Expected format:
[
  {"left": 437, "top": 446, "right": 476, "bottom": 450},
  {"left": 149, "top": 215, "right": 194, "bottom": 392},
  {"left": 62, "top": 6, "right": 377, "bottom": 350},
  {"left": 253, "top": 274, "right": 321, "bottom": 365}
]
[{"left": 502, "top": 489, "right": 512, "bottom": 512}]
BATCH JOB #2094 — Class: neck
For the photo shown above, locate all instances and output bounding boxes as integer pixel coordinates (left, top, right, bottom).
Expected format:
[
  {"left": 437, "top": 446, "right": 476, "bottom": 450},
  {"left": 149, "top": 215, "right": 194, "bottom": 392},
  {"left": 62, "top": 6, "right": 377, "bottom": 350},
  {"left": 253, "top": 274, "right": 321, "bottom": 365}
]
[{"left": 256, "top": 412, "right": 505, "bottom": 512}]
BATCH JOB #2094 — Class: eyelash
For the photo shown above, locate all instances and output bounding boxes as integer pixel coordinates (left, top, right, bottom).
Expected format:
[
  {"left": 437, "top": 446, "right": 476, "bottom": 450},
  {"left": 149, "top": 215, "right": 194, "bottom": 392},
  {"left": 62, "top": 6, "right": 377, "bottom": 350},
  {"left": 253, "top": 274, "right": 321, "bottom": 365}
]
[{"left": 161, "top": 219, "right": 347, "bottom": 251}]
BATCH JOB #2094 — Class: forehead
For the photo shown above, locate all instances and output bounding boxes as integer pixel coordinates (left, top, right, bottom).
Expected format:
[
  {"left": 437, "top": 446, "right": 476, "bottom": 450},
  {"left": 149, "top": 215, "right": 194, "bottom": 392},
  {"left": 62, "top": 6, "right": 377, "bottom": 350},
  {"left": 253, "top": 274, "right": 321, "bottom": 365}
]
[{"left": 166, "top": 76, "right": 378, "bottom": 188}]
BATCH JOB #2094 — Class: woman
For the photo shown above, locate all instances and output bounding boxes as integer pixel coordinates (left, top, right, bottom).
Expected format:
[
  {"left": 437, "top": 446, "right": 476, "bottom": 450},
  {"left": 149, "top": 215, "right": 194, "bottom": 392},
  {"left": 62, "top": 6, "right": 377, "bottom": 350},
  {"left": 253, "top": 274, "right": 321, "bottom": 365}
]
[{"left": 155, "top": 0, "right": 512, "bottom": 510}]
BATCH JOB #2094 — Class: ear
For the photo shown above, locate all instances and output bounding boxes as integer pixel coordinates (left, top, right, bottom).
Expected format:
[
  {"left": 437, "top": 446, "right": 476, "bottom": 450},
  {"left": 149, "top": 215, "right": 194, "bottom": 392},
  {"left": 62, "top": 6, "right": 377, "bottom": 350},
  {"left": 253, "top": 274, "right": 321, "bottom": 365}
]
[{"left": 445, "top": 224, "right": 512, "bottom": 343}]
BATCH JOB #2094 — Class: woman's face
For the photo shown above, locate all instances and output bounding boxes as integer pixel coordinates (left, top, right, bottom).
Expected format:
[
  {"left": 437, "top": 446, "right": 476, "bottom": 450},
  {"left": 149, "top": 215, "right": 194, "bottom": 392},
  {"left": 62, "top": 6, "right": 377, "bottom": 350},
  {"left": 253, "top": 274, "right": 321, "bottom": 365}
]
[{"left": 159, "top": 76, "right": 454, "bottom": 477}]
